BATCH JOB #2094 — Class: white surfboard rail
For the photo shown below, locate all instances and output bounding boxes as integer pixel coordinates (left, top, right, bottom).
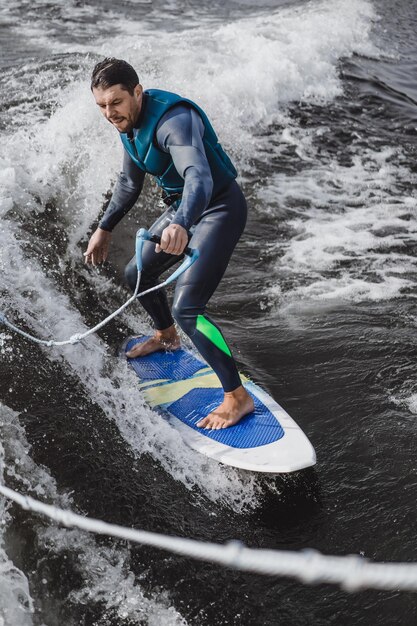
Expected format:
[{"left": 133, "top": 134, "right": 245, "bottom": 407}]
[{"left": 1, "top": 482, "right": 417, "bottom": 593}]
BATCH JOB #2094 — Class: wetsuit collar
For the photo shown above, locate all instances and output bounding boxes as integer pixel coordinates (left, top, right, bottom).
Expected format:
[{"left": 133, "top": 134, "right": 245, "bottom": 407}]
[{"left": 132, "top": 92, "right": 148, "bottom": 131}]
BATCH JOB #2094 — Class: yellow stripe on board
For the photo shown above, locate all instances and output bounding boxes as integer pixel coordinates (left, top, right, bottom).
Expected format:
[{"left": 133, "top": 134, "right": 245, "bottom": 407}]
[
  {"left": 144, "top": 373, "right": 222, "bottom": 407},
  {"left": 143, "top": 371, "right": 250, "bottom": 408},
  {"left": 192, "top": 366, "right": 212, "bottom": 377},
  {"left": 137, "top": 378, "right": 170, "bottom": 389},
  {"left": 136, "top": 366, "right": 213, "bottom": 390}
]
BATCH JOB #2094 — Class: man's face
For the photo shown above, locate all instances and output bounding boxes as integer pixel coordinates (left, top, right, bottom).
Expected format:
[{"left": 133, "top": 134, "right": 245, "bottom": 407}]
[{"left": 93, "top": 83, "right": 143, "bottom": 133}]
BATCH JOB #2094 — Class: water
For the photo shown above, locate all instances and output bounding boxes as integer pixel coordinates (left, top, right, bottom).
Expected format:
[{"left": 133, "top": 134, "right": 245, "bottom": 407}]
[{"left": 0, "top": 0, "right": 416, "bottom": 623}]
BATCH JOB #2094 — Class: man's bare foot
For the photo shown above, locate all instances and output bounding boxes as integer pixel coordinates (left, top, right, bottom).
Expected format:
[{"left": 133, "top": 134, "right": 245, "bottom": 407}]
[
  {"left": 126, "top": 326, "right": 180, "bottom": 358},
  {"left": 196, "top": 386, "right": 255, "bottom": 430}
]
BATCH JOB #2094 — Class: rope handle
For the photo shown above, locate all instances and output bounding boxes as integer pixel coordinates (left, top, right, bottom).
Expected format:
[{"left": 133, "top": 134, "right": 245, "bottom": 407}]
[
  {"left": 135, "top": 228, "right": 199, "bottom": 275},
  {"left": 149, "top": 234, "right": 194, "bottom": 258}
]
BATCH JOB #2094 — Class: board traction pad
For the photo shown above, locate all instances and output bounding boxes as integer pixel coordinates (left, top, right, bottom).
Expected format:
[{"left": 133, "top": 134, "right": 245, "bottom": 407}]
[{"left": 126, "top": 337, "right": 284, "bottom": 449}]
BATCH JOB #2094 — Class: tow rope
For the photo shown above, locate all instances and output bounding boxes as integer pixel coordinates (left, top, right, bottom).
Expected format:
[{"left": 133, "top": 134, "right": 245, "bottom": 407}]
[{"left": 0, "top": 228, "right": 199, "bottom": 347}]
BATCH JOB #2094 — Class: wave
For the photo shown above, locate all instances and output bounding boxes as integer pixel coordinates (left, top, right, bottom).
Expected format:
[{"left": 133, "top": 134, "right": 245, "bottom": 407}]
[{"left": 0, "top": 402, "right": 188, "bottom": 625}]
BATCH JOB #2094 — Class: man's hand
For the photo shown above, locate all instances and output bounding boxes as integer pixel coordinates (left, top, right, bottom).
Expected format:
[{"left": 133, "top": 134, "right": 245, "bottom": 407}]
[
  {"left": 84, "top": 228, "right": 112, "bottom": 266},
  {"left": 156, "top": 224, "right": 188, "bottom": 255}
]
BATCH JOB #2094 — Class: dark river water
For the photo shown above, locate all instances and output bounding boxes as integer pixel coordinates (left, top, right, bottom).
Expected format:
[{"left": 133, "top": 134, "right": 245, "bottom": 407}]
[{"left": 0, "top": 0, "right": 417, "bottom": 624}]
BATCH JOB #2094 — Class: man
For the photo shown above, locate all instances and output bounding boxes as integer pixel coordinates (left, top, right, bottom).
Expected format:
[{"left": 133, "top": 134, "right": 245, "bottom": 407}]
[{"left": 85, "top": 58, "right": 254, "bottom": 430}]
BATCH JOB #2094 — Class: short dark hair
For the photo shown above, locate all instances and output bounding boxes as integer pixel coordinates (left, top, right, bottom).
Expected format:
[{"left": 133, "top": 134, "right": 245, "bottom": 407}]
[{"left": 91, "top": 58, "right": 139, "bottom": 95}]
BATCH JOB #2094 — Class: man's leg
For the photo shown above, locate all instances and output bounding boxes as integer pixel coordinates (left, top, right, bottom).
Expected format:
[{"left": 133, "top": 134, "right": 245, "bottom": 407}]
[
  {"left": 171, "top": 181, "right": 254, "bottom": 429},
  {"left": 125, "top": 207, "right": 183, "bottom": 357}
]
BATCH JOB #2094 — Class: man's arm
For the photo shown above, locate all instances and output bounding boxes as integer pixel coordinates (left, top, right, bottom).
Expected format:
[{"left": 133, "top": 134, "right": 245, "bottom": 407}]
[
  {"left": 156, "top": 105, "right": 213, "bottom": 253},
  {"left": 84, "top": 152, "right": 145, "bottom": 265},
  {"left": 99, "top": 151, "right": 145, "bottom": 231}
]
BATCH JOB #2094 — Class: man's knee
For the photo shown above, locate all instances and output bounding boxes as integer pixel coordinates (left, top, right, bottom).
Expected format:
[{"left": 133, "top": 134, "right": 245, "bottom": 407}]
[
  {"left": 125, "top": 261, "right": 158, "bottom": 294},
  {"left": 172, "top": 302, "right": 199, "bottom": 336},
  {"left": 124, "top": 261, "right": 138, "bottom": 292}
]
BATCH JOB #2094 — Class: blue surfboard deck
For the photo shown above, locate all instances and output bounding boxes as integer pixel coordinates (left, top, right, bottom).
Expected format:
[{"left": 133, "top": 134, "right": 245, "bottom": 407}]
[{"left": 125, "top": 336, "right": 316, "bottom": 473}]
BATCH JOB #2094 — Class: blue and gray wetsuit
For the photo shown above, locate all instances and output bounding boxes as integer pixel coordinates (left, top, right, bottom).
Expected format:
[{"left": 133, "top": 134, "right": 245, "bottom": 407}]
[{"left": 99, "top": 91, "right": 247, "bottom": 392}]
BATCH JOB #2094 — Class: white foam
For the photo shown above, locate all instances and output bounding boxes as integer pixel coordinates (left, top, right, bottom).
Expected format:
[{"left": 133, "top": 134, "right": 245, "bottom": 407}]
[
  {"left": 390, "top": 393, "right": 417, "bottom": 416},
  {"left": 88, "top": 0, "right": 378, "bottom": 165},
  {"left": 1, "top": 0, "right": 381, "bottom": 251},
  {"left": 0, "top": 402, "right": 188, "bottom": 625},
  {"left": 259, "top": 148, "right": 417, "bottom": 307},
  {"left": 405, "top": 395, "right": 417, "bottom": 414},
  {"left": 0, "top": 497, "right": 33, "bottom": 626},
  {"left": 0, "top": 412, "right": 35, "bottom": 626},
  {"left": 2, "top": 0, "right": 379, "bottom": 175}
]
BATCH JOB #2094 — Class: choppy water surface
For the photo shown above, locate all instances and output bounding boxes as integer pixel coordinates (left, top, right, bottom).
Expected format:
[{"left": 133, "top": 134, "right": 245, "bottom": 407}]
[{"left": 0, "top": 0, "right": 417, "bottom": 624}]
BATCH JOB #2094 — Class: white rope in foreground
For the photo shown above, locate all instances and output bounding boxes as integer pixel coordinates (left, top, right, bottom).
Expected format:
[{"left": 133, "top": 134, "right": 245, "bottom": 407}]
[{"left": 1, "top": 483, "right": 417, "bottom": 592}]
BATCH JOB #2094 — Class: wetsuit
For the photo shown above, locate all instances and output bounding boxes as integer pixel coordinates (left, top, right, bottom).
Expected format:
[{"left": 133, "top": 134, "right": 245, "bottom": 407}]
[{"left": 99, "top": 95, "right": 247, "bottom": 392}]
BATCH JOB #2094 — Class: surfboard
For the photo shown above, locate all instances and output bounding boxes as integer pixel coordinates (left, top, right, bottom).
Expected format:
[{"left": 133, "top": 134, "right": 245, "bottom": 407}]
[{"left": 125, "top": 336, "right": 316, "bottom": 473}]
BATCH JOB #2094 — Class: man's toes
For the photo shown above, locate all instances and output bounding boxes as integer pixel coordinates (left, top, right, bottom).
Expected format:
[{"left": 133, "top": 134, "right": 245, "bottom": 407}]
[
  {"left": 197, "top": 417, "right": 221, "bottom": 430},
  {"left": 198, "top": 414, "right": 218, "bottom": 429},
  {"left": 210, "top": 416, "right": 227, "bottom": 430},
  {"left": 127, "top": 343, "right": 148, "bottom": 358}
]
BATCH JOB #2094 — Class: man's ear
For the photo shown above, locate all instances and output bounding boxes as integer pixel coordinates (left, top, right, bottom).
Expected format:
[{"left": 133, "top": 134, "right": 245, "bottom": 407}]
[{"left": 134, "top": 84, "right": 143, "bottom": 100}]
